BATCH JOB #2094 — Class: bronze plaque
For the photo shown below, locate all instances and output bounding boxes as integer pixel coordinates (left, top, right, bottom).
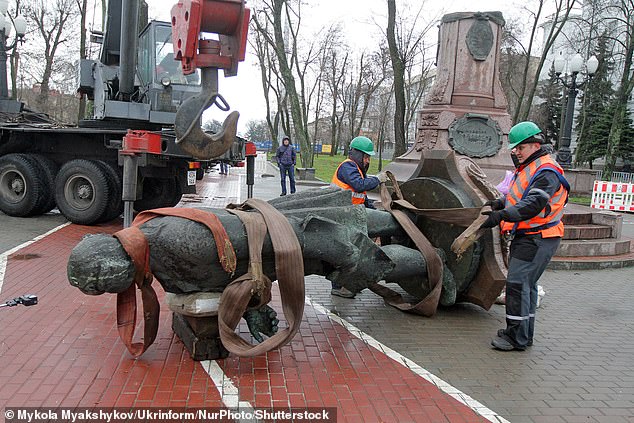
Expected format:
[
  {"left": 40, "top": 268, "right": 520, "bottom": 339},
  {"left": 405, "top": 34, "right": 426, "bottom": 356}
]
[
  {"left": 466, "top": 18, "right": 494, "bottom": 61},
  {"left": 448, "top": 114, "right": 502, "bottom": 157}
]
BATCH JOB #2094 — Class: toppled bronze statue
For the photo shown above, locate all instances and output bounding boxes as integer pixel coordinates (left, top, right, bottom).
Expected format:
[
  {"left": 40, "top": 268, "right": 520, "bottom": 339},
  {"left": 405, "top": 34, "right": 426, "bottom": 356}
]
[{"left": 68, "top": 152, "right": 506, "bottom": 360}]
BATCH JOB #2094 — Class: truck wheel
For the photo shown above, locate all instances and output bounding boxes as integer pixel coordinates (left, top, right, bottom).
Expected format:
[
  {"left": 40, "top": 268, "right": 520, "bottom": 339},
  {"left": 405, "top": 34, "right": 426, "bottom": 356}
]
[
  {"left": 55, "top": 159, "right": 110, "bottom": 225},
  {"left": 95, "top": 161, "right": 123, "bottom": 223},
  {"left": 30, "top": 154, "right": 58, "bottom": 215},
  {"left": 0, "top": 154, "right": 46, "bottom": 217},
  {"left": 134, "top": 177, "right": 182, "bottom": 212}
]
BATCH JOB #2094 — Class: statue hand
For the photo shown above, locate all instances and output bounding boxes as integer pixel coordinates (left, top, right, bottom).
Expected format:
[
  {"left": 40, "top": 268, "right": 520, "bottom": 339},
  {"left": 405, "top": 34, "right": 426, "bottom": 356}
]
[{"left": 243, "top": 305, "right": 279, "bottom": 343}]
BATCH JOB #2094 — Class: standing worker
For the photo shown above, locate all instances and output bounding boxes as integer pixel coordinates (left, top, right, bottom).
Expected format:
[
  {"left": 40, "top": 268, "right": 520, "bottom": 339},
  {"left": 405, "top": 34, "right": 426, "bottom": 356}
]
[
  {"left": 275, "top": 136, "right": 296, "bottom": 196},
  {"left": 329, "top": 135, "right": 387, "bottom": 297},
  {"left": 480, "top": 121, "right": 569, "bottom": 351}
]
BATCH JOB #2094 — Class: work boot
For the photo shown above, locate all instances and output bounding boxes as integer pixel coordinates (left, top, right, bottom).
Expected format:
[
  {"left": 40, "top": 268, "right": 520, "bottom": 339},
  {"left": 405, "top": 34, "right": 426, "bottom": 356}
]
[
  {"left": 491, "top": 334, "right": 526, "bottom": 351},
  {"left": 497, "top": 329, "right": 532, "bottom": 347},
  {"left": 331, "top": 287, "right": 355, "bottom": 298}
]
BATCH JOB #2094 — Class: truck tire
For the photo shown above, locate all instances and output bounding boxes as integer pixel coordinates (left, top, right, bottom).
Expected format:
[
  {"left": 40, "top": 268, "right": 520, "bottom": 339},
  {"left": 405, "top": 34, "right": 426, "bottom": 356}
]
[
  {"left": 134, "top": 177, "right": 182, "bottom": 212},
  {"left": 95, "top": 161, "right": 123, "bottom": 223},
  {"left": 0, "top": 154, "right": 46, "bottom": 217},
  {"left": 55, "top": 159, "right": 110, "bottom": 225},
  {"left": 30, "top": 154, "right": 58, "bottom": 215}
]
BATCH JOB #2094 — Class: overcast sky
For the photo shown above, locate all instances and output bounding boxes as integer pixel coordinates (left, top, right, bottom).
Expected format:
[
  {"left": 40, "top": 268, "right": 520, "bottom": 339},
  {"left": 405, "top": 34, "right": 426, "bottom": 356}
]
[{"left": 148, "top": 0, "right": 534, "bottom": 135}]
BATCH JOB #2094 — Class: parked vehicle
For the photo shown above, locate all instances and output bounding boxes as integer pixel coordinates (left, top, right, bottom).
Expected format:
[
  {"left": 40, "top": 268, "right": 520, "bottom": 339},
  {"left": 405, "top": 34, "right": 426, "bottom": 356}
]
[{"left": 0, "top": 0, "right": 248, "bottom": 225}]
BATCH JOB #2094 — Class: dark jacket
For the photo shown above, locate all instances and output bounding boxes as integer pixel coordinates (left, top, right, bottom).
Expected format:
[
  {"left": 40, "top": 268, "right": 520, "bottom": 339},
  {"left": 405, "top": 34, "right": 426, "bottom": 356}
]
[
  {"left": 276, "top": 144, "right": 296, "bottom": 166},
  {"left": 497, "top": 147, "right": 563, "bottom": 223}
]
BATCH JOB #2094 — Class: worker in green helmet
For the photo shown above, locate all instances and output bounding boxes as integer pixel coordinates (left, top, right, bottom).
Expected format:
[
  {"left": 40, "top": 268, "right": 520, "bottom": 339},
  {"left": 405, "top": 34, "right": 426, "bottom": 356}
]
[
  {"left": 329, "top": 135, "right": 388, "bottom": 298},
  {"left": 480, "top": 121, "right": 570, "bottom": 351}
]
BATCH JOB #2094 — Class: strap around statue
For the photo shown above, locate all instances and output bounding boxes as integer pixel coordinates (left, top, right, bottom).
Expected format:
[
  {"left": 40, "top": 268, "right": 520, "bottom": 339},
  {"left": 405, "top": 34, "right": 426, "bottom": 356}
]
[
  {"left": 113, "top": 226, "right": 159, "bottom": 357},
  {"left": 371, "top": 171, "right": 444, "bottom": 317},
  {"left": 219, "top": 198, "right": 305, "bottom": 356},
  {"left": 113, "top": 207, "right": 238, "bottom": 357}
]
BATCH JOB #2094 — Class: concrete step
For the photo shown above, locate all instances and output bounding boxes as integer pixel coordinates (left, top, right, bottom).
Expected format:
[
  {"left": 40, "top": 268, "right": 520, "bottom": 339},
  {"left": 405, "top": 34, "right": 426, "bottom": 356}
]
[
  {"left": 563, "top": 224, "right": 612, "bottom": 240},
  {"left": 549, "top": 240, "right": 634, "bottom": 270},
  {"left": 555, "top": 238, "right": 632, "bottom": 257},
  {"left": 562, "top": 212, "right": 592, "bottom": 225}
]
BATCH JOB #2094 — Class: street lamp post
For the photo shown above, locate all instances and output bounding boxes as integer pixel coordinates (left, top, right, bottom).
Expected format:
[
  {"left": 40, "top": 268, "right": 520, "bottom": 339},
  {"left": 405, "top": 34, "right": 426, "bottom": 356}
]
[
  {"left": 553, "top": 52, "right": 599, "bottom": 168},
  {"left": 0, "top": 0, "right": 26, "bottom": 107}
]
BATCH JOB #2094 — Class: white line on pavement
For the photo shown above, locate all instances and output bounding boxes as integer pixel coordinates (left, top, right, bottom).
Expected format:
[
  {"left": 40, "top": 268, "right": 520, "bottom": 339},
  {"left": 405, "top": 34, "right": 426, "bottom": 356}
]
[
  {"left": 199, "top": 360, "right": 257, "bottom": 422},
  {"left": 0, "top": 222, "right": 71, "bottom": 294},
  {"left": 307, "top": 297, "right": 511, "bottom": 423}
]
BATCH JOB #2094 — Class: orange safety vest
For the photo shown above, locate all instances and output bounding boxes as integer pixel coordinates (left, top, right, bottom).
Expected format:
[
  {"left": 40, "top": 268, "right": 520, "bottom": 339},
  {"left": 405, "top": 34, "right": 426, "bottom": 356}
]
[
  {"left": 331, "top": 159, "right": 367, "bottom": 205},
  {"left": 500, "top": 155, "right": 568, "bottom": 238}
]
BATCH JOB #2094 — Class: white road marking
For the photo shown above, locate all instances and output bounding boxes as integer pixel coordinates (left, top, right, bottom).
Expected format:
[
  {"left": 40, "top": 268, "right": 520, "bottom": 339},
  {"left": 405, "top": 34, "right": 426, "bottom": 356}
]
[
  {"left": 199, "top": 360, "right": 256, "bottom": 421},
  {"left": 307, "top": 297, "right": 511, "bottom": 423},
  {"left": 0, "top": 222, "right": 71, "bottom": 294}
]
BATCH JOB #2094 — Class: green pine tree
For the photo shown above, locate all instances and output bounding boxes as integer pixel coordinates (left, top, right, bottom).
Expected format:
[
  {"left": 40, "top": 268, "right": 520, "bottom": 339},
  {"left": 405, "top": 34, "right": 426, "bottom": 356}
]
[
  {"left": 616, "top": 112, "right": 634, "bottom": 167},
  {"left": 575, "top": 32, "right": 615, "bottom": 168},
  {"left": 532, "top": 66, "right": 563, "bottom": 148}
]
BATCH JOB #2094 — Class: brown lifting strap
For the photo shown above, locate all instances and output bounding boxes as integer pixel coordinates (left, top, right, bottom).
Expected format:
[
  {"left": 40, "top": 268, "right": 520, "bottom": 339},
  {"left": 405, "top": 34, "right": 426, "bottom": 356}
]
[
  {"left": 371, "top": 171, "right": 491, "bottom": 315},
  {"left": 219, "top": 198, "right": 305, "bottom": 356},
  {"left": 369, "top": 171, "right": 443, "bottom": 316},
  {"left": 114, "top": 227, "right": 159, "bottom": 357},
  {"left": 113, "top": 207, "right": 237, "bottom": 357}
]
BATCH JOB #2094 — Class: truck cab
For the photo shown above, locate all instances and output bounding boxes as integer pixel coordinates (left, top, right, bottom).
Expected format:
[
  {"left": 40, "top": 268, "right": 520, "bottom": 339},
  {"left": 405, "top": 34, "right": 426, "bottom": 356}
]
[{"left": 79, "top": 20, "right": 202, "bottom": 127}]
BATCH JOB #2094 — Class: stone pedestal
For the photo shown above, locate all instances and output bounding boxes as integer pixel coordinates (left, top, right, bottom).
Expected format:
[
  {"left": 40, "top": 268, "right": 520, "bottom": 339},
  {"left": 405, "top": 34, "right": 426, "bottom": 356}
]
[
  {"left": 389, "top": 12, "right": 513, "bottom": 186},
  {"left": 386, "top": 12, "right": 514, "bottom": 308},
  {"left": 172, "top": 313, "right": 229, "bottom": 361}
]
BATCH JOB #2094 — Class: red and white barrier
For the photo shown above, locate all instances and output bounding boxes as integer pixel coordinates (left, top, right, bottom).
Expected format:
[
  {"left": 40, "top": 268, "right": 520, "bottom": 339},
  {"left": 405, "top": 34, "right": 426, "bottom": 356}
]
[{"left": 591, "top": 181, "right": 634, "bottom": 212}]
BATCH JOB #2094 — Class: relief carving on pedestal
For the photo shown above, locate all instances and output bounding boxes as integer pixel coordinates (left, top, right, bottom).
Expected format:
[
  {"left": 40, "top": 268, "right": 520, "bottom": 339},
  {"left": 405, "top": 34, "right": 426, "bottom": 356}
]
[{"left": 415, "top": 129, "right": 439, "bottom": 151}]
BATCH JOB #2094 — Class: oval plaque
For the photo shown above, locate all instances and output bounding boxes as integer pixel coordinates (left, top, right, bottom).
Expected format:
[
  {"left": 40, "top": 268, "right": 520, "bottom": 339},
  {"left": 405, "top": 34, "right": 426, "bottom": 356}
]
[
  {"left": 466, "top": 18, "right": 494, "bottom": 61},
  {"left": 448, "top": 114, "right": 502, "bottom": 158}
]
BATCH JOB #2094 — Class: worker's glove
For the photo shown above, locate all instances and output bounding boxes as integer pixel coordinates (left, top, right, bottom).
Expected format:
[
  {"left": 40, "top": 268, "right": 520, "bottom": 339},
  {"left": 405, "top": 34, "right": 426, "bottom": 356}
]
[
  {"left": 376, "top": 171, "right": 388, "bottom": 183},
  {"left": 484, "top": 198, "right": 505, "bottom": 211},
  {"left": 480, "top": 210, "right": 503, "bottom": 229}
]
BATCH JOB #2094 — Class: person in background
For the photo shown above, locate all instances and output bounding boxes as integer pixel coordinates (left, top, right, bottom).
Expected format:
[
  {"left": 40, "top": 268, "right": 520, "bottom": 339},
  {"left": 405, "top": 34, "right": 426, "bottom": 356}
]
[
  {"left": 219, "top": 159, "right": 229, "bottom": 175},
  {"left": 275, "top": 136, "right": 296, "bottom": 196},
  {"left": 480, "top": 121, "right": 569, "bottom": 351},
  {"left": 329, "top": 135, "right": 387, "bottom": 298}
]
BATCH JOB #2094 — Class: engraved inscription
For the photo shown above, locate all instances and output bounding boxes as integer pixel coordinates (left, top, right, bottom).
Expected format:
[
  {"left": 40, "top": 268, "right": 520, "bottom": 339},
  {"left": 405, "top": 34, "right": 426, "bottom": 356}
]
[{"left": 448, "top": 115, "right": 502, "bottom": 157}]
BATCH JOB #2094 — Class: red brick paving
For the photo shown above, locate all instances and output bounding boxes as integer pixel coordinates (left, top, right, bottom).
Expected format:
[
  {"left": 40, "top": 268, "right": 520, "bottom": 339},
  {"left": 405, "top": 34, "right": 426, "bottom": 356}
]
[{"left": 0, "top": 179, "right": 491, "bottom": 422}]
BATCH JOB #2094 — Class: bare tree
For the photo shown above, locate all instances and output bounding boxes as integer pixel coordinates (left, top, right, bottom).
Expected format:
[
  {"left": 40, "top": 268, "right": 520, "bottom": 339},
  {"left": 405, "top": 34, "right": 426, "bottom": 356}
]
[
  {"left": 385, "top": 0, "right": 436, "bottom": 157},
  {"left": 251, "top": 0, "right": 319, "bottom": 167},
  {"left": 324, "top": 47, "right": 349, "bottom": 156},
  {"left": 22, "top": 0, "right": 79, "bottom": 114},
  {"left": 250, "top": 18, "right": 286, "bottom": 144},
  {"left": 386, "top": 0, "right": 405, "bottom": 156},
  {"left": 510, "top": 0, "right": 579, "bottom": 122},
  {"left": 7, "top": 0, "right": 24, "bottom": 99},
  {"left": 343, "top": 50, "right": 388, "bottom": 154}
]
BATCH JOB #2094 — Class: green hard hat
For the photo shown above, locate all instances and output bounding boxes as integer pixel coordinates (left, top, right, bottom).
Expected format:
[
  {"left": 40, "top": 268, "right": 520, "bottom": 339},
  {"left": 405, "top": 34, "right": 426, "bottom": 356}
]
[
  {"left": 350, "top": 136, "right": 375, "bottom": 156},
  {"left": 508, "top": 121, "right": 542, "bottom": 149}
]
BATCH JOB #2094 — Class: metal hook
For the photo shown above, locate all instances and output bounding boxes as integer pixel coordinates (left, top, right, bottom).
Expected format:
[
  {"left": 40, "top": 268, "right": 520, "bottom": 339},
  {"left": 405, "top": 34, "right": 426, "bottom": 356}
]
[{"left": 174, "top": 67, "right": 240, "bottom": 159}]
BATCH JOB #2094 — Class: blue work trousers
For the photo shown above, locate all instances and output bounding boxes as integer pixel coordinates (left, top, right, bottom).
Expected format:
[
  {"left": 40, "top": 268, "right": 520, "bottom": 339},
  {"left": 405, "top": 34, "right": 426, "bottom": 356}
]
[
  {"left": 505, "top": 235, "right": 561, "bottom": 347},
  {"left": 279, "top": 163, "right": 296, "bottom": 195}
]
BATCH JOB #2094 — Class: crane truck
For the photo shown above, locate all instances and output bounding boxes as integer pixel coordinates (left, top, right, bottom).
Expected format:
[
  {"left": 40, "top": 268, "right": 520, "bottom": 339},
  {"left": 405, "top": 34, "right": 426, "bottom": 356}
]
[{"left": 0, "top": 0, "right": 249, "bottom": 225}]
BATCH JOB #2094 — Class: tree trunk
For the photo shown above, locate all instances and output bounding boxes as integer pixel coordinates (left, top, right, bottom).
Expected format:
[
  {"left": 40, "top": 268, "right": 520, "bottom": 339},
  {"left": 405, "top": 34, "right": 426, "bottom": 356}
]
[{"left": 387, "top": 0, "right": 406, "bottom": 157}]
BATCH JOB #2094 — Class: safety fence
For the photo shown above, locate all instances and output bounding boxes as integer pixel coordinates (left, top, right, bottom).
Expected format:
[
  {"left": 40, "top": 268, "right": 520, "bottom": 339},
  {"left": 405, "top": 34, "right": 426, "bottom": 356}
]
[
  {"left": 591, "top": 180, "right": 634, "bottom": 212},
  {"left": 594, "top": 171, "right": 634, "bottom": 184}
]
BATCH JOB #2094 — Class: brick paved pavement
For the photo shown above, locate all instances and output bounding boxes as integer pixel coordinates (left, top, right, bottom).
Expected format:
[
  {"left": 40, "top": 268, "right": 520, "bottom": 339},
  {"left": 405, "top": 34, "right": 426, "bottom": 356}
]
[
  {"left": 1, "top": 154, "right": 633, "bottom": 422},
  {"left": 249, "top": 156, "right": 634, "bottom": 423}
]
